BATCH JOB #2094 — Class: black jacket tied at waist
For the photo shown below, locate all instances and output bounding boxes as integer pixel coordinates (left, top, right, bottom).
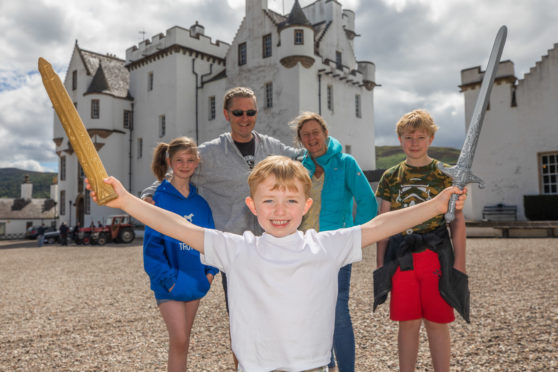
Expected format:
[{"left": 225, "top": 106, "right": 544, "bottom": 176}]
[{"left": 373, "top": 225, "right": 470, "bottom": 323}]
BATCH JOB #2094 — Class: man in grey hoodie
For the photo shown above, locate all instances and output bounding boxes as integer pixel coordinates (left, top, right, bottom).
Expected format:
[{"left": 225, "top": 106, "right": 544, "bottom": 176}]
[
  {"left": 141, "top": 86, "right": 302, "bottom": 367},
  {"left": 142, "top": 86, "right": 302, "bottom": 233}
]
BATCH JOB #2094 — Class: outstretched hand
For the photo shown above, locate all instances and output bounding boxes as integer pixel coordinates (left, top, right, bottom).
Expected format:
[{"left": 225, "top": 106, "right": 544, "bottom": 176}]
[
  {"left": 437, "top": 186, "right": 468, "bottom": 214},
  {"left": 85, "top": 177, "right": 129, "bottom": 210}
]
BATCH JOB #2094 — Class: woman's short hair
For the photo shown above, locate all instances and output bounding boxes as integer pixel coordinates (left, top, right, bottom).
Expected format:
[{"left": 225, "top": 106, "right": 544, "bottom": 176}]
[{"left": 289, "top": 111, "right": 328, "bottom": 146}]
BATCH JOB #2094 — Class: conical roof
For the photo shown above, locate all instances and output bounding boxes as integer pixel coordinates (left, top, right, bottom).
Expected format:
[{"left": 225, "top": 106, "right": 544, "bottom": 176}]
[
  {"left": 284, "top": 0, "right": 312, "bottom": 27},
  {"left": 86, "top": 62, "right": 110, "bottom": 94}
]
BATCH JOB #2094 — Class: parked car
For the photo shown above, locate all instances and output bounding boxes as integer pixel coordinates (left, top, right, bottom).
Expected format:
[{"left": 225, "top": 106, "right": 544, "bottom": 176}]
[
  {"left": 43, "top": 230, "right": 60, "bottom": 244},
  {"left": 25, "top": 225, "right": 55, "bottom": 239}
]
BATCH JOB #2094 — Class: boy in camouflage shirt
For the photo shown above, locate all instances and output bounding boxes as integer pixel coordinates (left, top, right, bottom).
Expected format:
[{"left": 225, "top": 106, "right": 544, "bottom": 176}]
[{"left": 374, "top": 109, "right": 469, "bottom": 372}]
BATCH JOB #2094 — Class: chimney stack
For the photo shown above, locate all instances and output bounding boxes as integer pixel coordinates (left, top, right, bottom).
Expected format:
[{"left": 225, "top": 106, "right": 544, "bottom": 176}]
[{"left": 21, "top": 175, "right": 32, "bottom": 200}]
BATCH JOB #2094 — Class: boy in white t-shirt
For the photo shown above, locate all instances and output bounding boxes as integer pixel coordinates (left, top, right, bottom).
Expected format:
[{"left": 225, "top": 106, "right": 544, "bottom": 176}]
[{"left": 88, "top": 155, "right": 466, "bottom": 372}]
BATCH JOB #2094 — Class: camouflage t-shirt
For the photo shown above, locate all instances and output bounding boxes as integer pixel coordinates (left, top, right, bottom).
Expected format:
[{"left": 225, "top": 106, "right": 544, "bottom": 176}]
[{"left": 376, "top": 160, "right": 452, "bottom": 234}]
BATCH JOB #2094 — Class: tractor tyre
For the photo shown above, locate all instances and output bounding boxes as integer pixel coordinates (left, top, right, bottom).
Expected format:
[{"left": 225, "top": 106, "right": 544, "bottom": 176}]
[{"left": 119, "top": 228, "right": 135, "bottom": 244}]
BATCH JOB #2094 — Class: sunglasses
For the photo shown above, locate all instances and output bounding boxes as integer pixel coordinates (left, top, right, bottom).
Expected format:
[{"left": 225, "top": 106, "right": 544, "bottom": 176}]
[{"left": 230, "top": 109, "right": 257, "bottom": 117}]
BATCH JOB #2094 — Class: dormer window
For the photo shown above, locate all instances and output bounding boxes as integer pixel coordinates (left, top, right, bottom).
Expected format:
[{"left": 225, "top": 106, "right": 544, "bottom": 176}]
[{"left": 294, "top": 29, "right": 304, "bottom": 45}]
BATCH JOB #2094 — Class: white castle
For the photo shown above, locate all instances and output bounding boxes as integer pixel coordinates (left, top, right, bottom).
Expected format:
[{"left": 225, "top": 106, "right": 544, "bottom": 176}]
[
  {"left": 460, "top": 43, "right": 558, "bottom": 221},
  {"left": 53, "top": 0, "right": 378, "bottom": 226}
]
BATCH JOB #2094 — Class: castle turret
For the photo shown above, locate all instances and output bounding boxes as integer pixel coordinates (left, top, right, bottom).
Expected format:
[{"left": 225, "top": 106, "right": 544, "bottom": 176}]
[
  {"left": 190, "top": 21, "right": 205, "bottom": 37},
  {"left": 357, "top": 61, "right": 377, "bottom": 90},
  {"left": 278, "top": 0, "right": 315, "bottom": 68}
]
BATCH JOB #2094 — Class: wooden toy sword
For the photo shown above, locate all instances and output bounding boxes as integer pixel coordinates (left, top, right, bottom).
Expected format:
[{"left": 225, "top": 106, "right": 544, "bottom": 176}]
[
  {"left": 38, "top": 57, "right": 117, "bottom": 205},
  {"left": 438, "top": 25, "right": 507, "bottom": 222}
]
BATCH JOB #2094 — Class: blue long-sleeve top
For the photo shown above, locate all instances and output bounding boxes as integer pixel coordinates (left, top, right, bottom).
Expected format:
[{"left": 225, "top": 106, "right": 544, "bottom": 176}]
[
  {"left": 143, "top": 180, "right": 218, "bottom": 301},
  {"left": 301, "top": 136, "right": 378, "bottom": 231}
]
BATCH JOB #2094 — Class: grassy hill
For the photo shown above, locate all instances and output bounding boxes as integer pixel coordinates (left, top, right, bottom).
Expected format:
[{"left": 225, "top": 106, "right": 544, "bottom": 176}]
[
  {"left": 375, "top": 146, "right": 460, "bottom": 170},
  {"left": 0, "top": 168, "right": 57, "bottom": 198}
]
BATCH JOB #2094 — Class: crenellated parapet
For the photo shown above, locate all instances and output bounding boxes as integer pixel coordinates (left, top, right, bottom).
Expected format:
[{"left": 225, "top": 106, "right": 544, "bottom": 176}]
[
  {"left": 317, "top": 59, "right": 377, "bottom": 89},
  {"left": 125, "top": 24, "right": 230, "bottom": 69},
  {"left": 460, "top": 60, "right": 516, "bottom": 92}
]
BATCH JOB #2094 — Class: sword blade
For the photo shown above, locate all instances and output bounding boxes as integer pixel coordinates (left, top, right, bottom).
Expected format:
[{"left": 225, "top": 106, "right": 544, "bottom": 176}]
[
  {"left": 39, "top": 57, "right": 117, "bottom": 205},
  {"left": 439, "top": 26, "right": 507, "bottom": 222},
  {"left": 456, "top": 25, "right": 507, "bottom": 169}
]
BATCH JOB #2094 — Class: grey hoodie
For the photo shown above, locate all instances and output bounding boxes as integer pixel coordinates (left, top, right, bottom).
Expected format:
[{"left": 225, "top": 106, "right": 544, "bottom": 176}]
[{"left": 142, "top": 131, "right": 303, "bottom": 234}]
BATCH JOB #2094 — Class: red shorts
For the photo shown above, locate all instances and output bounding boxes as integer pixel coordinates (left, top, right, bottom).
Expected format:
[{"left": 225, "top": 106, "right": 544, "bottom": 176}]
[{"left": 390, "top": 249, "right": 455, "bottom": 323}]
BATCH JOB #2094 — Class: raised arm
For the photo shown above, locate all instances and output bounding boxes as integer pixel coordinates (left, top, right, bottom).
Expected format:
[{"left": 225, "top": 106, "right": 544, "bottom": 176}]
[
  {"left": 87, "top": 177, "right": 205, "bottom": 254},
  {"left": 361, "top": 186, "right": 466, "bottom": 248}
]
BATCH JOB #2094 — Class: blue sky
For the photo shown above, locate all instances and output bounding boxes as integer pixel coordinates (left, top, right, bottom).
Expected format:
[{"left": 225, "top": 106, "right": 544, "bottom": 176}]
[{"left": 1, "top": 0, "right": 557, "bottom": 172}]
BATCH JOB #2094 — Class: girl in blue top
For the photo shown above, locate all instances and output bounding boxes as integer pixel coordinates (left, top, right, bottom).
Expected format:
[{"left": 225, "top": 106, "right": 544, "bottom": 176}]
[
  {"left": 292, "top": 112, "right": 378, "bottom": 372},
  {"left": 144, "top": 136, "right": 218, "bottom": 371}
]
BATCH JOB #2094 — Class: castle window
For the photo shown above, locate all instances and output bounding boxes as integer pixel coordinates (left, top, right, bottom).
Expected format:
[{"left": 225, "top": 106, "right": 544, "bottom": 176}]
[
  {"left": 294, "top": 29, "right": 304, "bottom": 45},
  {"left": 327, "top": 85, "right": 334, "bottom": 112},
  {"left": 511, "top": 89, "right": 517, "bottom": 107},
  {"left": 265, "top": 82, "right": 273, "bottom": 108},
  {"left": 60, "top": 190, "right": 66, "bottom": 215},
  {"left": 148, "top": 72, "right": 154, "bottom": 91},
  {"left": 123, "top": 110, "right": 132, "bottom": 129},
  {"left": 91, "top": 99, "right": 100, "bottom": 119},
  {"left": 540, "top": 152, "right": 558, "bottom": 194},
  {"left": 85, "top": 189, "right": 91, "bottom": 215},
  {"left": 60, "top": 156, "right": 66, "bottom": 181},
  {"left": 336, "top": 51, "right": 343, "bottom": 70},
  {"left": 209, "top": 96, "right": 216, "bottom": 120},
  {"left": 263, "top": 34, "right": 272, "bottom": 58},
  {"left": 78, "top": 164, "right": 84, "bottom": 192},
  {"left": 355, "top": 94, "right": 361, "bottom": 118},
  {"left": 137, "top": 138, "right": 143, "bottom": 159},
  {"left": 159, "top": 115, "right": 166, "bottom": 138},
  {"left": 72, "top": 70, "right": 77, "bottom": 90},
  {"left": 238, "top": 42, "right": 247, "bottom": 66}
]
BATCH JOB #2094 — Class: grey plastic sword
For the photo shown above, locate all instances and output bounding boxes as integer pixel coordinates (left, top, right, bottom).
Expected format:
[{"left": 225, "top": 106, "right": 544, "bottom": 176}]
[{"left": 438, "top": 25, "right": 507, "bottom": 223}]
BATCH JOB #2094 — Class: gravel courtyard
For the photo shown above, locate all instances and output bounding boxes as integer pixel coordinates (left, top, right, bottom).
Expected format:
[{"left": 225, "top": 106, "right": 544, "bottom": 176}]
[{"left": 1, "top": 238, "right": 556, "bottom": 371}]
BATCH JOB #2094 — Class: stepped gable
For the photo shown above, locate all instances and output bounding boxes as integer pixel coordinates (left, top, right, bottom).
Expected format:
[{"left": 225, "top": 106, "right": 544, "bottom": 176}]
[
  {"left": 314, "top": 20, "right": 332, "bottom": 49},
  {"left": 263, "top": 9, "right": 287, "bottom": 25},
  {"left": 523, "top": 42, "right": 558, "bottom": 80},
  {"left": 79, "top": 47, "right": 130, "bottom": 99}
]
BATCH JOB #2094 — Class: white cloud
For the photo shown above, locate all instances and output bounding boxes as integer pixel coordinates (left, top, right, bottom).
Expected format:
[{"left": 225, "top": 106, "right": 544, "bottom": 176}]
[{"left": 0, "top": 0, "right": 557, "bottom": 170}]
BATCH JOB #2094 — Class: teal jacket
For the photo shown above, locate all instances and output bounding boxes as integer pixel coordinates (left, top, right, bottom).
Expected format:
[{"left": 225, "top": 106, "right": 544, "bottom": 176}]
[{"left": 301, "top": 136, "right": 378, "bottom": 231}]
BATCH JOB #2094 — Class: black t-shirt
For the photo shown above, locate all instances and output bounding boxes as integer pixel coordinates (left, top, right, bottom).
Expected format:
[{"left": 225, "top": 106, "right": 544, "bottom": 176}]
[{"left": 234, "top": 137, "right": 256, "bottom": 169}]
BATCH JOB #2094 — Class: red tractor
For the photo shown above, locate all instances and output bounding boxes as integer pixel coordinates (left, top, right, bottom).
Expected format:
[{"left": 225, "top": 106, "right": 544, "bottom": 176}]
[{"left": 88, "top": 215, "right": 136, "bottom": 245}]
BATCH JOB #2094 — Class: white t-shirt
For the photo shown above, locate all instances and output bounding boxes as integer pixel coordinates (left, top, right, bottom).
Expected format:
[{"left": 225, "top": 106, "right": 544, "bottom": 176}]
[{"left": 202, "top": 226, "right": 362, "bottom": 372}]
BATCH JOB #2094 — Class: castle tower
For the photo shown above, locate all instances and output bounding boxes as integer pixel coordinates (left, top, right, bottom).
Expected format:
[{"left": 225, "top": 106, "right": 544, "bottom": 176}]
[{"left": 278, "top": 0, "right": 315, "bottom": 69}]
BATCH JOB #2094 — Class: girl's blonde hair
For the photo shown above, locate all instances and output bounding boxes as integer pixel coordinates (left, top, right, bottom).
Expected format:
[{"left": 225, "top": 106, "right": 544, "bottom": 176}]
[{"left": 151, "top": 136, "right": 199, "bottom": 181}]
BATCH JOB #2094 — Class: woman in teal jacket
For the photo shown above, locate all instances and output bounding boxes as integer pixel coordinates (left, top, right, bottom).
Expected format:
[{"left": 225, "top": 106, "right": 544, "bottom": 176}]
[{"left": 293, "top": 112, "right": 378, "bottom": 372}]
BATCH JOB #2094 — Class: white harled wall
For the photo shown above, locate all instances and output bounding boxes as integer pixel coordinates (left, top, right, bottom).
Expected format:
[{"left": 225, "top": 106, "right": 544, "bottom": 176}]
[{"left": 462, "top": 45, "right": 558, "bottom": 220}]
